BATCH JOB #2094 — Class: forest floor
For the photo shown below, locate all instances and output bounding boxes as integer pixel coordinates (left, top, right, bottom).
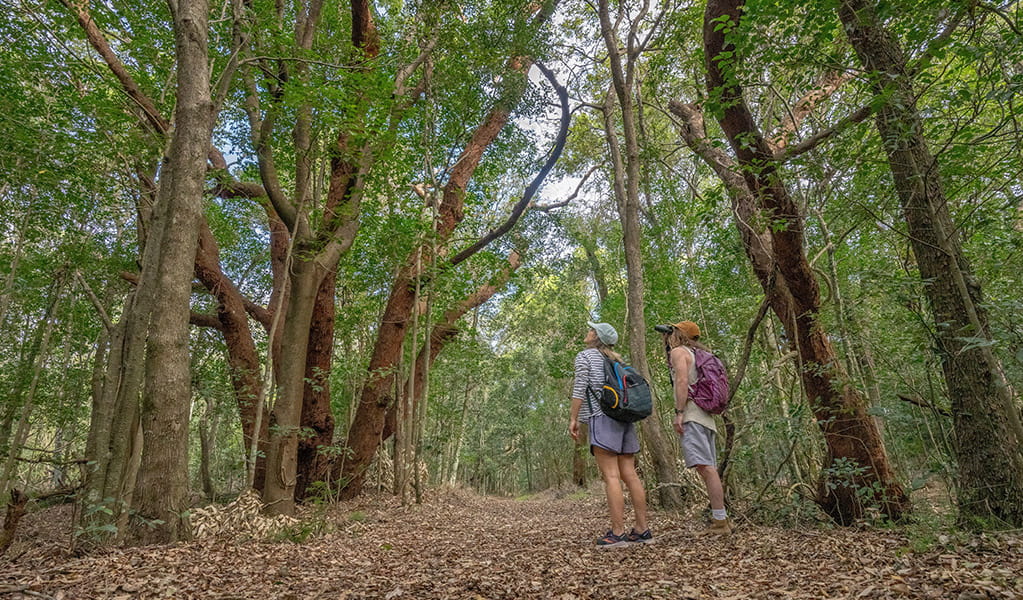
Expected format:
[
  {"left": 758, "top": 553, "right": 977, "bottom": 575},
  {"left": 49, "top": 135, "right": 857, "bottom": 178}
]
[{"left": 1, "top": 486, "right": 1021, "bottom": 599}]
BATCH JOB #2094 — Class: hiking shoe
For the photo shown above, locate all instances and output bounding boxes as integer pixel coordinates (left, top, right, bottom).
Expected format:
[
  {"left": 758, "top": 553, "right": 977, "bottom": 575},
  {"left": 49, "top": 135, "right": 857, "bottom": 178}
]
[
  {"left": 626, "top": 528, "right": 654, "bottom": 544},
  {"left": 596, "top": 530, "right": 629, "bottom": 548},
  {"left": 697, "top": 517, "right": 733, "bottom": 536}
]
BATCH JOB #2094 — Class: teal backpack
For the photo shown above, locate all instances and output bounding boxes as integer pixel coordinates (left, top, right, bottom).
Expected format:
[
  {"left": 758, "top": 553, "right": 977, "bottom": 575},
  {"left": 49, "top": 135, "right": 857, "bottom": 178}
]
[{"left": 587, "top": 355, "right": 653, "bottom": 423}]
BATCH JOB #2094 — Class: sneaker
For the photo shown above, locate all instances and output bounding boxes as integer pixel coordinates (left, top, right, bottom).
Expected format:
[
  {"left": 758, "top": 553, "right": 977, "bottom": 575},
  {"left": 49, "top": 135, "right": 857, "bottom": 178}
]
[
  {"left": 697, "top": 517, "right": 733, "bottom": 536},
  {"left": 596, "top": 530, "right": 629, "bottom": 548},
  {"left": 625, "top": 528, "right": 654, "bottom": 544}
]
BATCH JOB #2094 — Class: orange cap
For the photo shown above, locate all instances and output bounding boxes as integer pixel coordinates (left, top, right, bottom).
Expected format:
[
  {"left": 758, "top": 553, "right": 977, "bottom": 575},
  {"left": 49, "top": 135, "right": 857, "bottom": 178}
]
[{"left": 674, "top": 321, "right": 701, "bottom": 339}]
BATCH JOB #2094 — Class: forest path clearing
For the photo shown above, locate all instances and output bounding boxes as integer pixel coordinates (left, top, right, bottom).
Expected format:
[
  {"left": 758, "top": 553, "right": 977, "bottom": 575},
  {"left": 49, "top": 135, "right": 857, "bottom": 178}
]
[{"left": 2, "top": 488, "right": 1021, "bottom": 599}]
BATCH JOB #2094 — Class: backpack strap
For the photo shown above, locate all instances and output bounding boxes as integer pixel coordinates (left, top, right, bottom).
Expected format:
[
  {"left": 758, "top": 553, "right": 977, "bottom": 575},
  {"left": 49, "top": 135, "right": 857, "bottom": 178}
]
[{"left": 583, "top": 351, "right": 603, "bottom": 417}]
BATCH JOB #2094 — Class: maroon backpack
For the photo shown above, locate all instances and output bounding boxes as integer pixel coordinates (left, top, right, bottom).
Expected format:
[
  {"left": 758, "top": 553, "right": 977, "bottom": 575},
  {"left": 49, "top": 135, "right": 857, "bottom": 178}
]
[{"left": 689, "top": 348, "right": 730, "bottom": 414}]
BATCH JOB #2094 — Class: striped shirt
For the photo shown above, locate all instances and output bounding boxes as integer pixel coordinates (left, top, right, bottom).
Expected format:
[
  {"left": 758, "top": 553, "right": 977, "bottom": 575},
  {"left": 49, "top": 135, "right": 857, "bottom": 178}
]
[{"left": 572, "top": 348, "right": 607, "bottom": 421}]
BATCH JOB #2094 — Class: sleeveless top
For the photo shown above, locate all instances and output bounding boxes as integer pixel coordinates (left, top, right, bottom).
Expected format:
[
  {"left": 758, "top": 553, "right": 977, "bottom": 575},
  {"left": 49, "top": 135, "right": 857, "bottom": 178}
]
[{"left": 672, "top": 346, "right": 717, "bottom": 432}]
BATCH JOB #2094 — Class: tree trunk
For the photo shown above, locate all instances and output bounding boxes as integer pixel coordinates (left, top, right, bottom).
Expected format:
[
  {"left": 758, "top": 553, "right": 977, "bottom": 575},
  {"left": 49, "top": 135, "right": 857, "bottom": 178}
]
[
  {"left": 255, "top": 0, "right": 386, "bottom": 511},
  {"left": 838, "top": 0, "right": 1023, "bottom": 527},
  {"left": 698, "top": 0, "right": 909, "bottom": 524},
  {"left": 129, "top": 0, "right": 216, "bottom": 544},
  {"left": 294, "top": 269, "right": 337, "bottom": 502},
  {"left": 262, "top": 259, "right": 324, "bottom": 515},
  {"left": 80, "top": 298, "right": 143, "bottom": 539},
  {"left": 194, "top": 222, "right": 270, "bottom": 490},
  {"left": 0, "top": 284, "right": 62, "bottom": 499},
  {"left": 0, "top": 489, "right": 28, "bottom": 555},
  {"left": 198, "top": 394, "right": 217, "bottom": 501},
  {"left": 596, "top": 0, "right": 684, "bottom": 509},
  {"left": 339, "top": 24, "right": 552, "bottom": 498}
]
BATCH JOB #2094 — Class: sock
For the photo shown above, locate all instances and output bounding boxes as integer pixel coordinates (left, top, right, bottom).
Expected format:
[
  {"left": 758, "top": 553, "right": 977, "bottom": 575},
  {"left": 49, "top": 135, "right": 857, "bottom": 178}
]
[{"left": 711, "top": 508, "right": 728, "bottom": 520}]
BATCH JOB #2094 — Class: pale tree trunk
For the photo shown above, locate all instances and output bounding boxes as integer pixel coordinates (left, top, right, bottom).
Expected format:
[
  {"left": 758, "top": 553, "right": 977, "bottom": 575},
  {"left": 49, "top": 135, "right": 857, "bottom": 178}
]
[
  {"left": 0, "top": 281, "right": 63, "bottom": 499},
  {"left": 395, "top": 249, "right": 421, "bottom": 505},
  {"left": 50, "top": 334, "right": 76, "bottom": 489},
  {"left": 676, "top": 0, "right": 910, "bottom": 523},
  {"left": 597, "top": 0, "right": 683, "bottom": 507},
  {"left": 64, "top": 0, "right": 273, "bottom": 501},
  {"left": 447, "top": 308, "right": 480, "bottom": 487},
  {"left": 262, "top": 260, "right": 323, "bottom": 514},
  {"left": 385, "top": 254, "right": 524, "bottom": 497},
  {"left": 81, "top": 296, "right": 138, "bottom": 536},
  {"left": 128, "top": 0, "right": 217, "bottom": 544},
  {"left": 811, "top": 207, "right": 886, "bottom": 407},
  {"left": 838, "top": 0, "right": 1023, "bottom": 527},
  {"left": 198, "top": 394, "right": 217, "bottom": 501},
  {"left": 261, "top": 0, "right": 398, "bottom": 514},
  {"left": 77, "top": 275, "right": 146, "bottom": 539},
  {"left": 572, "top": 237, "right": 603, "bottom": 486}
]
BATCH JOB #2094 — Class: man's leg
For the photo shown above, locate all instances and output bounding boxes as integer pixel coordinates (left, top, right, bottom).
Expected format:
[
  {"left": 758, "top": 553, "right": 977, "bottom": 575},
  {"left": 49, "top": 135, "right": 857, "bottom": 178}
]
[
  {"left": 695, "top": 463, "right": 732, "bottom": 534},
  {"left": 695, "top": 464, "right": 724, "bottom": 511}
]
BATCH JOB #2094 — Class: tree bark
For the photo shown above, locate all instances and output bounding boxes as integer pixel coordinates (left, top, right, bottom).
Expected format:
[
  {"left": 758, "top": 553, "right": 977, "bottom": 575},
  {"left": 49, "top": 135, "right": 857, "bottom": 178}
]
[
  {"left": 259, "top": 0, "right": 384, "bottom": 514},
  {"left": 198, "top": 395, "right": 217, "bottom": 501},
  {"left": 262, "top": 259, "right": 323, "bottom": 514},
  {"left": 0, "top": 283, "right": 63, "bottom": 499},
  {"left": 838, "top": 0, "right": 1023, "bottom": 527},
  {"left": 0, "top": 489, "right": 28, "bottom": 555},
  {"left": 383, "top": 253, "right": 523, "bottom": 445},
  {"left": 129, "top": 0, "right": 217, "bottom": 544},
  {"left": 295, "top": 269, "right": 337, "bottom": 502},
  {"left": 700, "top": 0, "right": 909, "bottom": 524},
  {"left": 194, "top": 223, "right": 270, "bottom": 490}
]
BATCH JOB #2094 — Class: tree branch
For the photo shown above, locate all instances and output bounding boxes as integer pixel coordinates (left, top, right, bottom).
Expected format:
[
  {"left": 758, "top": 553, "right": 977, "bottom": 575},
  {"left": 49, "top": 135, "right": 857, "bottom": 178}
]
[
  {"left": 769, "top": 71, "right": 854, "bottom": 152},
  {"left": 774, "top": 102, "right": 876, "bottom": 161},
  {"left": 448, "top": 61, "right": 570, "bottom": 267},
  {"left": 59, "top": 0, "right": 170, "bottom": 135},
  {"left": 897, "top": 393, "right": 951, "bottom": 417},
  {"left": 72, "top": 270, "right": 113, "bottom": 332},
  {"left": 533, "top": 165, "right": 598, "bottom": 211}
]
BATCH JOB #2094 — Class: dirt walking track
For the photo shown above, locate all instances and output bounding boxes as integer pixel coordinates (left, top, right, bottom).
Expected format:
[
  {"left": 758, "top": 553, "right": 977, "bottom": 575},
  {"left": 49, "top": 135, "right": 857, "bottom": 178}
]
[{"left": 2, "top": 489, "right": 1021, "bottom": 599}]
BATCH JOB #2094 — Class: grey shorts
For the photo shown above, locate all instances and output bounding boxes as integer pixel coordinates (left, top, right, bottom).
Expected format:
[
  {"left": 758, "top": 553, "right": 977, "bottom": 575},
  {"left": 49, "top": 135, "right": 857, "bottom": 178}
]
[
  {"left": 589, "top": 414, "right": 640, "bottom": 455},
  {"left": 680, "top": 421, "right": 717, "bottom": 468}
]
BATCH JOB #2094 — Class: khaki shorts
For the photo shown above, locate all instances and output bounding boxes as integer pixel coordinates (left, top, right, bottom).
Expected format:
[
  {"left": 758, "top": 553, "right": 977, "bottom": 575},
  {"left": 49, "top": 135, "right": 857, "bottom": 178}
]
[{"left": 680, "top": 421, "right": 717, "bottom": 467}]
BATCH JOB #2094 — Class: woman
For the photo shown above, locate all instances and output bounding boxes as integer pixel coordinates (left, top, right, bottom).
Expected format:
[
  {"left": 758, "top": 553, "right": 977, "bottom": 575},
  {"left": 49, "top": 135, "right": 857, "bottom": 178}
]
[{"left": 568, "top": 321, "right": 652, "bottom": 547}]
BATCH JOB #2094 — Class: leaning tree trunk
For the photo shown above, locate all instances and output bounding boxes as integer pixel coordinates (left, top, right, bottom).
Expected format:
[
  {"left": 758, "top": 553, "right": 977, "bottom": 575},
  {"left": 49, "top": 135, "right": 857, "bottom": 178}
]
[
  {"left": 702, "top": 0, "right": 909, "bottom": 524},
  {"left": 0, "top": 281, "right": 63, "bottom": 499},
  {"left": 338, "top": 3, "right": 558, "bottom": 497},
  {"left": 838, "top": 0, "right": 1023, "bottom": 528},
  {"left": 382, "top": 253, "right": 523, "bottom": 446},
  {"left": 194, "top": 222, "right": 271, "bottom": 490}
]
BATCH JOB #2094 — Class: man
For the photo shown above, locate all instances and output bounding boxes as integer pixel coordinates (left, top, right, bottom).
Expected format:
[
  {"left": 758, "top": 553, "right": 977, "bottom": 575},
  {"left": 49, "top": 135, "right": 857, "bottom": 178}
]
[{"left": 655, "top": 320, "right": 732, "bottom": 534}]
